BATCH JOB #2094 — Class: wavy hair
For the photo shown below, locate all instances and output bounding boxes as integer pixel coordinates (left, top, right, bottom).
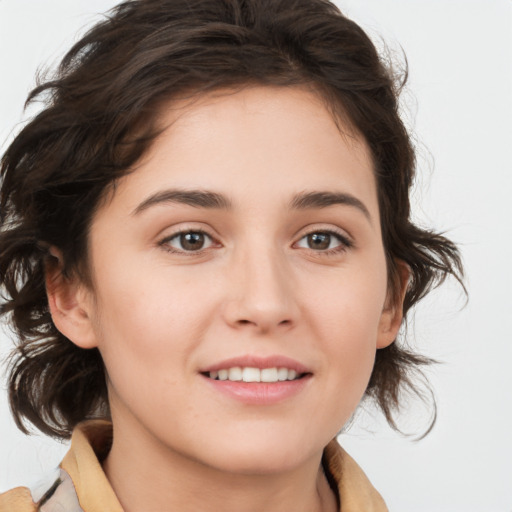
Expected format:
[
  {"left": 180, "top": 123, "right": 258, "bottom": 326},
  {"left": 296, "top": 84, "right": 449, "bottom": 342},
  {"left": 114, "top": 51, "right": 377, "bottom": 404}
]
[{"left": 0, "top": 0, "right": 464, "bottom": 438}]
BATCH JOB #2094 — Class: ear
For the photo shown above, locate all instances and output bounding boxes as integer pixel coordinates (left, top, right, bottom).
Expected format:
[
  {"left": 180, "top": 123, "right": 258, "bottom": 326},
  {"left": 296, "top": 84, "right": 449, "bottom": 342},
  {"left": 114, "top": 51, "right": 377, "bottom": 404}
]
[
  {"left": 45, "top": 247, "right": 98, "bottom": 349},
  {"left": 376, "top": 260, "right": 410, "bottom": 349}
]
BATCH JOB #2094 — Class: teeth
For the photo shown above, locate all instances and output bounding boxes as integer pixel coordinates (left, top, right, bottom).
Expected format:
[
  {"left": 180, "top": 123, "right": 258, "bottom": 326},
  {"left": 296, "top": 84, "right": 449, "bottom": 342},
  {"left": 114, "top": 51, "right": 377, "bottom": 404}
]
[
  {"left": 261, "top": 368, "right": 278, "bottom": 383},
  {"left": 277, "top": 368, "right": 288, "bottom": 381},
  {"left": 228, "top": 367, "right": 242, "bottom": 381},
  {"left": 243, "top": 367, "right": 261, "bottom": 382},
  {"left": 208, "top": 367, "right": 301, "bottom": 383}
]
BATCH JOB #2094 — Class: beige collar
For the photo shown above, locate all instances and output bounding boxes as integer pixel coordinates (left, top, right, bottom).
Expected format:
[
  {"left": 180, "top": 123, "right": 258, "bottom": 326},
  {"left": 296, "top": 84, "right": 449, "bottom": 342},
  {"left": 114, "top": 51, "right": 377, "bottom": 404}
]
[
  {"left": 60, "top": 420, "right": 123, "bottom": 512},
  {"left": 61, "top": 420, "right": 387, "bottom": 512},
  {"left": 323, "top": 440, "right": 388, "bottom": 512}
]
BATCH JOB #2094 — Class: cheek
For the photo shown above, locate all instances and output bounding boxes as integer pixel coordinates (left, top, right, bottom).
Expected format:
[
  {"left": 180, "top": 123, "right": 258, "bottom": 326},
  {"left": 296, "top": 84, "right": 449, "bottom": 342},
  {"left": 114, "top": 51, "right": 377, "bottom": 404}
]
[
  {"left": 305, "top": 256, "right": 388, "bottom": 344},
  {"left": 315, "top": 294, "right": 381, "bottom": 380},
  {"left": 302, "top": 259, "right": 387, "bottom": 405},
  {"left": 307, "top": 300, "right": 381, "bottom": 429},
  {"left": 88, "top": 258, "right": 218, "bottom": 390}
]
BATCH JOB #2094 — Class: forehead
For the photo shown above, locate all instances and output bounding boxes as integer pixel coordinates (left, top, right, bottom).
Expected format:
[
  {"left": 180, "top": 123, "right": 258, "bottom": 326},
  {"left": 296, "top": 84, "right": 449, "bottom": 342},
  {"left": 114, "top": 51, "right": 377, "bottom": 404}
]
[
  {"left": 101, "top": 85, "right": 378, "bottom": 220},
  {"left": 155, "top": 85, "right": 366, "bottom": 161}
]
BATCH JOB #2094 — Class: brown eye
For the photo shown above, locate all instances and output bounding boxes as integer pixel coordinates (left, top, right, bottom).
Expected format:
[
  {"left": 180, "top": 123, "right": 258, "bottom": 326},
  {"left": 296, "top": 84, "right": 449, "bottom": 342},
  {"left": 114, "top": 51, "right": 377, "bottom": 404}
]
[
  {"left": 180, "top": 232, "right": 205, "bottom": 250},
  {"left": 164, "top": 231, "right": 214, "bottom": 252},
  {"left": 295, "top": 230, "right": 351, "bottom": 252},
  {"left": 307, "top": 233, "right": 331, "bottom": 250}
]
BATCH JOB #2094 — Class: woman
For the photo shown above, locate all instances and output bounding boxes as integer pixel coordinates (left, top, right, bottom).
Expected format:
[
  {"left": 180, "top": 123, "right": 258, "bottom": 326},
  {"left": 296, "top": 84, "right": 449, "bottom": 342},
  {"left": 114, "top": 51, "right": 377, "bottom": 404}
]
[{"left": 0, "top": 0, "right": 462, "bottom": 510}]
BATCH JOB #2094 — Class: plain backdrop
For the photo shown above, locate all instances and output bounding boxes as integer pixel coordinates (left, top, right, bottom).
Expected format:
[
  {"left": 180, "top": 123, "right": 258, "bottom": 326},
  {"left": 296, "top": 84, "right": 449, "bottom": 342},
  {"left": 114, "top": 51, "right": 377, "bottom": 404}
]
[{"left": 0, "top": 1, "right": 511, "bottom": 510}]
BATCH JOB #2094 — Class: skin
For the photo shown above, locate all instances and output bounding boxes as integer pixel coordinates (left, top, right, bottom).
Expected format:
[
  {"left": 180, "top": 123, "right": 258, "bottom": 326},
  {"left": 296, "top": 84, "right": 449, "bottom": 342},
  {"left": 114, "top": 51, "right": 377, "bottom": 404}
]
[{"left": 48, "top": 86, "right": 406, "bottom": 512}]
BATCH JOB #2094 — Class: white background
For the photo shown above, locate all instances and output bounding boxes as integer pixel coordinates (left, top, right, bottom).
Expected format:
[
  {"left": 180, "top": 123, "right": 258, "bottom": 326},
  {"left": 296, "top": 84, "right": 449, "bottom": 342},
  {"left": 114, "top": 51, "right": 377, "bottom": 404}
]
[{"left": 0, "top": 1, "right": 511, "bottom": 510}]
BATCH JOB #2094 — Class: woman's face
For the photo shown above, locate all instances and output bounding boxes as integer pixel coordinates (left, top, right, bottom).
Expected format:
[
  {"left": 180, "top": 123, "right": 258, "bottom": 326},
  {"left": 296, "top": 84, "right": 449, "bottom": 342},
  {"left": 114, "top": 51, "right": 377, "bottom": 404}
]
[{"left": 70, "top": 86, "right": 402, "bottom": 473}]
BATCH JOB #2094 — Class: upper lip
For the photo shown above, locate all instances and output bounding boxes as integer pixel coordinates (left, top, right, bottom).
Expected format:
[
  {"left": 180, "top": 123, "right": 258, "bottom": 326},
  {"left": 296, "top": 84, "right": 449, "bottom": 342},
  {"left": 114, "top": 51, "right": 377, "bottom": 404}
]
[{"left": 200, "top": 355, "right": 311, "bottom": 374}]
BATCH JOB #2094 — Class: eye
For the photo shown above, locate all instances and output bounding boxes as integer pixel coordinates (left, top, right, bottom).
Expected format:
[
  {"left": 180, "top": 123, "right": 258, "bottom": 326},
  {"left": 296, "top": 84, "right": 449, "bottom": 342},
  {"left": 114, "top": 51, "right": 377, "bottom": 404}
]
[
  {"left": 295, "top": 231, "right": 351, "bottom": 252},
  {"left": 161, "top": 230, "right": 215, "bottom": 252}
]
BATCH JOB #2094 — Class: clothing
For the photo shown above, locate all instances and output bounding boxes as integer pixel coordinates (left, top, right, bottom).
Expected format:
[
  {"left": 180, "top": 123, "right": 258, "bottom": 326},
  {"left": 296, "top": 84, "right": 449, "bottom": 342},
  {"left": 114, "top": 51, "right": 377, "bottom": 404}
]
[{"left": 0, "top": 420, "right": 388, "bottom": 511}]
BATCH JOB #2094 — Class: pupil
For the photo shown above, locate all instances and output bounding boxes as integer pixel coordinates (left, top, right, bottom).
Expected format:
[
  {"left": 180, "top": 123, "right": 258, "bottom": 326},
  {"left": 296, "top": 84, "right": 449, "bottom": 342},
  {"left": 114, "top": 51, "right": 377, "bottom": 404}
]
[
  {"left": 181, "top": 232, "right": 204, "bottom": 250},
  {"left": 308, "top": 233, "right": 330, "bottom": 250}
]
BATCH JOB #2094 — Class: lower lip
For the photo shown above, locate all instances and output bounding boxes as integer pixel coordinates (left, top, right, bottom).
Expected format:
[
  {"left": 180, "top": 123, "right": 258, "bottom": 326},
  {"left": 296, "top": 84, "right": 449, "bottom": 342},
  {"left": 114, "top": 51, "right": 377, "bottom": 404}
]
[{"left": 202, "top": 375, "right": 311, "bottom": 405}]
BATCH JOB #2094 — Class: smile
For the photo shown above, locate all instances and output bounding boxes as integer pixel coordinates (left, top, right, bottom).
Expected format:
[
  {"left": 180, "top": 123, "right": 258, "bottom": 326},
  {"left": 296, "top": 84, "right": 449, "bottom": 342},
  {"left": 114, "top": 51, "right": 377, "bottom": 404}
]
[{"left": 207, "top": 367, "right": 303, "bottom": 383}]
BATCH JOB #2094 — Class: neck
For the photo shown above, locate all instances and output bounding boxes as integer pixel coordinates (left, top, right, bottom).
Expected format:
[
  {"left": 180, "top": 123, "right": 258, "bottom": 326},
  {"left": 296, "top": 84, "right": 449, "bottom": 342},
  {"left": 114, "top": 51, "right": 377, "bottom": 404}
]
[{"left": 102, "top": 420, "right": 337, "bottom": 512}]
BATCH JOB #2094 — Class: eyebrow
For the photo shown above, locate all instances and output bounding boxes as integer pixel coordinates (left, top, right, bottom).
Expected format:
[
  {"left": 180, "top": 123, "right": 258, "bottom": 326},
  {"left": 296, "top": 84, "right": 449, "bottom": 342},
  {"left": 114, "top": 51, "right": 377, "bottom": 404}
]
[
  {"left": 290, "top": 191, "right": 371, "bottom": 222},
  {"left": 132, "top": 189, "right": 232, "bottom": 215},
  {"left": 132, "top": 187, "right": 371, "bottom": 222}
]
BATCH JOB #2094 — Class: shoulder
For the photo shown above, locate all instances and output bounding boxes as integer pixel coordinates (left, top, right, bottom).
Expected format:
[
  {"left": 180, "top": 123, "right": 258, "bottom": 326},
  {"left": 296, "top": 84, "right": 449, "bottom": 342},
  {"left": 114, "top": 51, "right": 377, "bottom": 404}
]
[
  {"left": 0, "top": 421, "right": 118, "bottom": 512},
  {"left": 0, "top": 468, "right": 84, "bottom": 512},
  {"left": 0, "top": 487, "right": 36, "bottom": 512}
]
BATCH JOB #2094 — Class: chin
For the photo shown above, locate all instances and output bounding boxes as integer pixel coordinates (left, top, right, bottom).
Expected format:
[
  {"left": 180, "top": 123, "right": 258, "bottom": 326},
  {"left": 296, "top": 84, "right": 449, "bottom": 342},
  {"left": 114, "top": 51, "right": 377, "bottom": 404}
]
[{"left": 191, "top": 427, "right": 324, "bottom": 475}]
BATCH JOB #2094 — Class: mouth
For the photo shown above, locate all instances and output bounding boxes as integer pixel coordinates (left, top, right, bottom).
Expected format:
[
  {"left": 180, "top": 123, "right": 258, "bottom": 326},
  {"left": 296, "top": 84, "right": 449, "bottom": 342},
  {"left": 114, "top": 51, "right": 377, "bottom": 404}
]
[
  {"left": 202, "top": 366, "right": 309, "bottom": 383},
  {"left": 199, "top": 356, "right": 312, "bottom": 404}
]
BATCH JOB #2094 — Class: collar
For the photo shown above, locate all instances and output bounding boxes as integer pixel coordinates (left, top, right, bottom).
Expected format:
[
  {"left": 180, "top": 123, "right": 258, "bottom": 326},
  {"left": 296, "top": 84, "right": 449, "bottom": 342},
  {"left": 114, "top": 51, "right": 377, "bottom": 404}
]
[
  {"left": 59, "top": 420, "right": 387, "bottom": 512},
  {"left": 323, "top": 440, "right": 388, "bottom": 512}
]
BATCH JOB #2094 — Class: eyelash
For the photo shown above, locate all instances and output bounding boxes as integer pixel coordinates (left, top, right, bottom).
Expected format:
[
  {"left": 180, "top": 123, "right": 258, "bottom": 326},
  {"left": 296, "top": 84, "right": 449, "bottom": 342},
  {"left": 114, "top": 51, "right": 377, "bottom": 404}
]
[
  {"left": 158, "top": 228, "right": 353, "bottom": 256},
  {"left": 294, "top": 229, "right": 353, "bottom": 256},
  {"left": 158, "top": 229, "right": 219, "bottom": 255}
]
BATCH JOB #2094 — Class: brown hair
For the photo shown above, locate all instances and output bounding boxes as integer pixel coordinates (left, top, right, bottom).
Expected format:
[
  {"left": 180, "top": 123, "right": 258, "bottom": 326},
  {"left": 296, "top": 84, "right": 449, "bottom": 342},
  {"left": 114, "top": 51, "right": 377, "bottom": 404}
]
[{"left": 0, "top": 0, "right": 463, "bottom": 438}]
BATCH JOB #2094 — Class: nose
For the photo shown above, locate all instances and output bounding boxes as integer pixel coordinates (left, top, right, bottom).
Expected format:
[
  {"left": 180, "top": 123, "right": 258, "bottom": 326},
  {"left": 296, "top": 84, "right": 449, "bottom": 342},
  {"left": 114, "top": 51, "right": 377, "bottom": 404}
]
[{"left": 222, "top": 246, "right": 299, "bottom": 334}]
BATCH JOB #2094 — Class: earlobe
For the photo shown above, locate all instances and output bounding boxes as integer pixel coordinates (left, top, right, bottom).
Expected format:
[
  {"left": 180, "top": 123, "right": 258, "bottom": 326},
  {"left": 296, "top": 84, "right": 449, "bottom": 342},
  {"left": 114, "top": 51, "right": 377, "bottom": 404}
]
[
  {"left": 377, "top": 260, "right": 410, "bottom": 349},
  {"left": 45, "top": 248, "right": 98, "bottom": 349}
]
